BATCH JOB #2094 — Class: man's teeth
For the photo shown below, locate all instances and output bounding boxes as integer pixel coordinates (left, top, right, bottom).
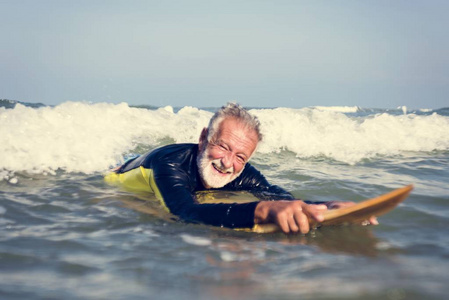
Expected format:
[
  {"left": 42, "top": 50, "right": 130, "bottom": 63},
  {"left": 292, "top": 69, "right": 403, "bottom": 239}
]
[{"left": 212, "top": 163, "right": 230, "bottom": 174}]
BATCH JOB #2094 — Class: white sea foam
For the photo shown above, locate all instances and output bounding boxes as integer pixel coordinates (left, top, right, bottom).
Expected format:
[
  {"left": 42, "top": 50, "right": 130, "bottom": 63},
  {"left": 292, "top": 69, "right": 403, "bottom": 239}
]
[
  {"left": 180, "top": 234, "right": 212, "bottom": 246},
  {"left": 1, "top": 102, "right": 448, "bottom": 177},
  {"left": 0, "top": 102, "right": 211, "bottom": 175},
  {"left": 311, "top": 106, "right": 360, "bottom": 113},
  {"left": 251, "top": 107, "right": 449, "bottom": 164},
  {"left": 397, "top": 105, "right": 408, "bottom": 114}
]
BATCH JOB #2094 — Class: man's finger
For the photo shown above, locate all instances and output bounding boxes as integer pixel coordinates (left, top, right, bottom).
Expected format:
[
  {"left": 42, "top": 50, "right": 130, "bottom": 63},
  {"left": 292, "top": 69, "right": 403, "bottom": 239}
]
[
  {"left": 278, "top": 216, "right": 290, "bottom": 233},
  {"left": 287, "top": 215, "right": 299, "bottom": 233},
  {"left": 369, "top": 216, "right": 379, "bottom": 225},
  {"left": 294, "top": 212, "right": 310, "bottom": 234},
  {"left": 312, "top": 204, "right": 328, "bottom": 211},
  {"left": 304, "top": 205, "right": 325, "bottom": 223}
]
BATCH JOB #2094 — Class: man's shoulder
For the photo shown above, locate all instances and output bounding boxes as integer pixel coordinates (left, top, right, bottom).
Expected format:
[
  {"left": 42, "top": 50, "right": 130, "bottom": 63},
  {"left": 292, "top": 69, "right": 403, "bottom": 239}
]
[
  {"left": 147, "top": 143, "right": 198, "bottom": 168},
  {"left": 120, "top": 143, "right": 198, "bottom": 172},
  {"left": 224, "top": 162, "right": 265, "bottom": 188},
  {"left": 153, "top": 143, "right": 197, "bottom": 157},
  {"left": 241, "top": 162, "right": 261, "bottom": 174}
]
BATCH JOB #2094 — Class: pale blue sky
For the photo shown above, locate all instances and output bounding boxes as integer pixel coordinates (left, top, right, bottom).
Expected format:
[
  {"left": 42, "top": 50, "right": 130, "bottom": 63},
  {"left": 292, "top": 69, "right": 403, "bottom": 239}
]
[{"left": 1, "top": 0, "right": 448, "bottom": 108}]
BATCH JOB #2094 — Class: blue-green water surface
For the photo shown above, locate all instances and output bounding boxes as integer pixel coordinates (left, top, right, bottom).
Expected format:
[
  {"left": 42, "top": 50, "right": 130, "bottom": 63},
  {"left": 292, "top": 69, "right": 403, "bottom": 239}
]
[{"left": 1, "top": 102, "right": 448, "bottom": 299}]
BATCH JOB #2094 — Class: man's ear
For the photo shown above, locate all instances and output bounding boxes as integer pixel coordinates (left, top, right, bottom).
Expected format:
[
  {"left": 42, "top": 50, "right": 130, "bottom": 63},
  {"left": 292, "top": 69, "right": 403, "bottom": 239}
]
[{"left": 198, "top": 127, "right": 208, "bottom": 151}]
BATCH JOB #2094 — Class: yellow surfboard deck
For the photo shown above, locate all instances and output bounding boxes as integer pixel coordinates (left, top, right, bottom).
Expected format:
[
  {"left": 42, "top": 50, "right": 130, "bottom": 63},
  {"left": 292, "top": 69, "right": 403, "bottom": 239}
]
[{"left": 250, "top": 185, "right": 414, "bottom": 233}]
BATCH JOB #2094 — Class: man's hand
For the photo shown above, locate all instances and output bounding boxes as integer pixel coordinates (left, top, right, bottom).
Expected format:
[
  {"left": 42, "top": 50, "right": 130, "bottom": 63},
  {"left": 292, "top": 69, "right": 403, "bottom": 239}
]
[
  {"left": 254, "top": 200, "right": 328, "bottom": 234},
  {"left": 254, "top": 200, "right": 379, "bottom": 234}
]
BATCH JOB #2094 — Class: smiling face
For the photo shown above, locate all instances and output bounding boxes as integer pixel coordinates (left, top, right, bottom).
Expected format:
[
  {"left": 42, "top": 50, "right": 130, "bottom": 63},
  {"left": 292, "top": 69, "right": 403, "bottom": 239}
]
[{"left": 197, "top": 117, "right": 259, "bottom": 189}]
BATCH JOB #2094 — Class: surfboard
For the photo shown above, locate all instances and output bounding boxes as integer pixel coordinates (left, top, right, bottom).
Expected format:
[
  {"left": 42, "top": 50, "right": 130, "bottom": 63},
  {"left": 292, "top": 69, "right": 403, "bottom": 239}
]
[
  {"left": 113, "top": 182, "right": 413, "bottom": 234},
  {"left": 249, "top": 184, "right": 414, "bottom": 233}
]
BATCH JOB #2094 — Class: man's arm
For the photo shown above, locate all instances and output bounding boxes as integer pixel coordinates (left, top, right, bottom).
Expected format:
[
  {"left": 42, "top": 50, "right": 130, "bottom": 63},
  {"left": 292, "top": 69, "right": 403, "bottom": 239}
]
[
  {"left": 232, "top": 164, "right": 378, "bottom": 233},
  {"left": 225, "top": 164, "right": 323, "bottom": 233},
  {"left": 229, "top": 163, "right": 295, "bottom": 200}
]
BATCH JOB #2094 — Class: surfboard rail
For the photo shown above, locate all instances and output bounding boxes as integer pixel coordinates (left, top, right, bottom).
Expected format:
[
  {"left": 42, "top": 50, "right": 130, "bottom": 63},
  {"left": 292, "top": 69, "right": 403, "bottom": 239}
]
[{"left": 251, "top": 184, "right": 414, "bottom": 234}]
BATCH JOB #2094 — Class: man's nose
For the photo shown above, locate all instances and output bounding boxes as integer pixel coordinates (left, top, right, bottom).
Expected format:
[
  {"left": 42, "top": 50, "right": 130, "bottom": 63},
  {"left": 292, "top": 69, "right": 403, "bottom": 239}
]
[{"left": 221, "top": 153, "right": 234, "bottom": 169}]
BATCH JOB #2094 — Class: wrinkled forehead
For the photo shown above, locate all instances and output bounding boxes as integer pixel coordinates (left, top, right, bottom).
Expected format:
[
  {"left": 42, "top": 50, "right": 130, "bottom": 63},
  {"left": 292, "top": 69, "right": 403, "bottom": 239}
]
[
  {"left": 214, "top": 118, "right": 259, "bottom": 153},
  {"left": 216, "top": 117, "right": 258, "bottom": 137}
]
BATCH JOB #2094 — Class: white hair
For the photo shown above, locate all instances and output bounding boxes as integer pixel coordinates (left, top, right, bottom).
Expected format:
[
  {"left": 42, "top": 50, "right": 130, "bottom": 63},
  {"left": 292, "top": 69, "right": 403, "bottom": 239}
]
[{"left": 207, "top": 102, "right": 262, "bottom": 142}]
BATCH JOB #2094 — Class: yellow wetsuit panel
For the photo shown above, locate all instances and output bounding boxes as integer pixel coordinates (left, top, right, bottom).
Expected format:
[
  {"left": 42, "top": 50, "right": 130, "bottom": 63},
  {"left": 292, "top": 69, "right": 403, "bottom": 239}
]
[
  {"left": 105, "top": 166, "right": 152, "bottom": 192},
  {"left": 104, "top": 166, "right": 169, "bottom": 212}
]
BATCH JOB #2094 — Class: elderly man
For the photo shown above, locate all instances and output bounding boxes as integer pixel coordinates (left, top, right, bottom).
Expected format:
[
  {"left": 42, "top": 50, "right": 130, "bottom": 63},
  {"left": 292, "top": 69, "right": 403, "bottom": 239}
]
[{"left": 106, "top": 103, "right": 377, "bottom": 234}]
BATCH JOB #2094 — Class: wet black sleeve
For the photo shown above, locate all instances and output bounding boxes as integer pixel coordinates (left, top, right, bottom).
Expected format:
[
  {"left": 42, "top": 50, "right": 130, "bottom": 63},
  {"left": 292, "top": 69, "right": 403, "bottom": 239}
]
[
  {"left": 152, "top": 160, "right": 258, "bottom": 228},
  {"left": 227, "top": 164, "right": 295, "bottom": 200},
  {"left": 228, "top": 165, "right": 327, "bottom": 204}
]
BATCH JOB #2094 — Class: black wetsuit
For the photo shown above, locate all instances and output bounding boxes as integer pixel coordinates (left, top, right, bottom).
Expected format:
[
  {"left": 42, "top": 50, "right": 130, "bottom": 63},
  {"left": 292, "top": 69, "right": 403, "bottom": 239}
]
[{"left": 114, "top": 143, "right": 294, "bottom": 228}]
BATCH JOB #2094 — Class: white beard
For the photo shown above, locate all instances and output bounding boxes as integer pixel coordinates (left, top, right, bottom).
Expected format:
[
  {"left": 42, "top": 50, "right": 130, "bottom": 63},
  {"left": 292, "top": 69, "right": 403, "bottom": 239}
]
[{"left": 197, "top": 147, "right": 244, "bottom": 188}]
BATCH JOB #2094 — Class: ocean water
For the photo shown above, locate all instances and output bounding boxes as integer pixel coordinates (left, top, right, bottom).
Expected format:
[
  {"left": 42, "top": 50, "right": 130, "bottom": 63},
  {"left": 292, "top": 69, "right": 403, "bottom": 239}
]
[{"left": 1, "top": 100, "right": 449, "bottom": 299}]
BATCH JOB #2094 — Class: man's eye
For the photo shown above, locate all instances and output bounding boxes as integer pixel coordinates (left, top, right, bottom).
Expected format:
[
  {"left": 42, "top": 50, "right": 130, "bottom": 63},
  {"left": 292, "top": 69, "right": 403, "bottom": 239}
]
[
  {"left": 237, "top": 156, "right": 246, "bottom": 163},
  {"left": 219, "top": 144, "right": 228, "bottom": 150}
]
